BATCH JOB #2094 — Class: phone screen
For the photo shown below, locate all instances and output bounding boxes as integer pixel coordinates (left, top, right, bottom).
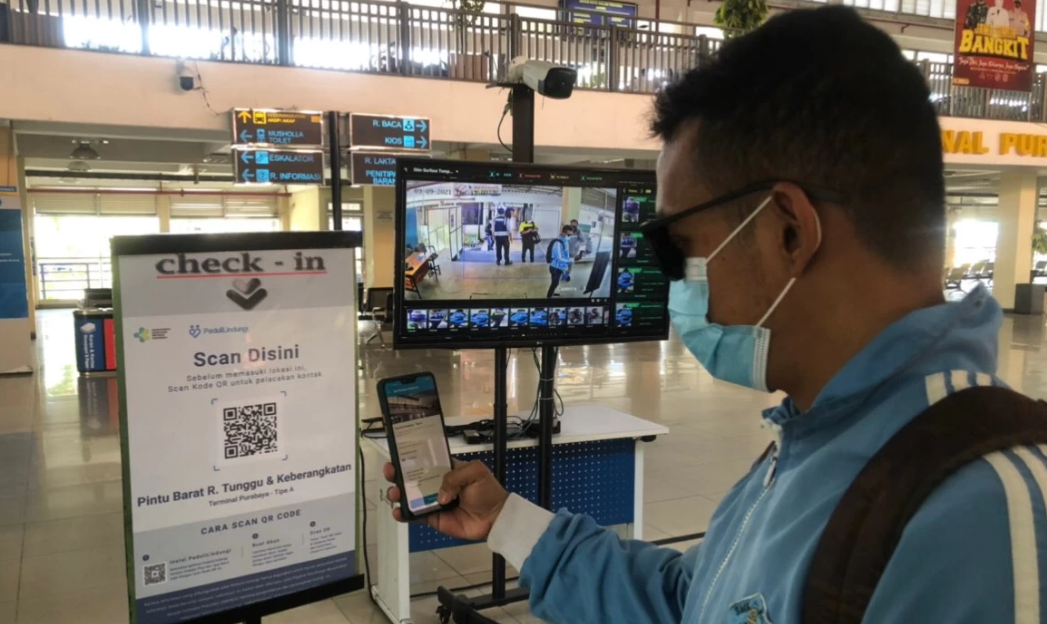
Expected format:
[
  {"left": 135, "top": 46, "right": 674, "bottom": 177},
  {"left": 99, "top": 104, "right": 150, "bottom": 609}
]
[{"left": 384, "top": 375, "right": 453, "bottom": 514}]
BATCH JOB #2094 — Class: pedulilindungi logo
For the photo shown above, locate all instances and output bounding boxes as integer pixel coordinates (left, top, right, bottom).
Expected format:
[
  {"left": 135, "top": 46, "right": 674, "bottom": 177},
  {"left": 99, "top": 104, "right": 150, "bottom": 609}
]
[
  {"left": 227, "top": 277, "right": 268, "bottom": 310},
  {"left": 134, "top": 327, "right": 150, "bottom": 343},
  {"left": 188, "top": 324, "right": 250, "bottom": 338}
]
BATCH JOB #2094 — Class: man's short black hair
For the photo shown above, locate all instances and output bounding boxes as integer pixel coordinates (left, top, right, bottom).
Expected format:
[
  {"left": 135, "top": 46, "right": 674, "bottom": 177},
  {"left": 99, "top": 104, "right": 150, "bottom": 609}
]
[
  {"left": 652, "top": 7, "right": 944, "bottom": 268},
  {"left": 562, "top": 225, "right": 574, "bottom": 235}
]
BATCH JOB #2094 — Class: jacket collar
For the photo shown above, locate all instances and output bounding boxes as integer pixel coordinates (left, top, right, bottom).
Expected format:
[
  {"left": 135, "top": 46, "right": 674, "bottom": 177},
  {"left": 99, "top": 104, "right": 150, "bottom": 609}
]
[{"left": 762, "top": 285, "right": 1000, "bottom": 434}]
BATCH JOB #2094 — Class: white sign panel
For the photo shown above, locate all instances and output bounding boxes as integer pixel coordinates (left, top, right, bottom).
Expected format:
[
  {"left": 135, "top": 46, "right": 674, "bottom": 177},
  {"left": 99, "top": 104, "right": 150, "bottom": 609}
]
[{"left": 114, "top": 234, "right": 360, "bottom": 624}]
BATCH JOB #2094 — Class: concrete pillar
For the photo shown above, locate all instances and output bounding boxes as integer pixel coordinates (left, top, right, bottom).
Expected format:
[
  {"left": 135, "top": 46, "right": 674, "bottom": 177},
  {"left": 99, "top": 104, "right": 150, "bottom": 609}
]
[
  {"left": 16, "top": 156, "right": 35, "bottom": 336},
  {"left": 318, "top": 188, "right": 332, "bottom": 230},
  {"left": 561, "top": 187, "right": 581, "bottom": 230},
  {"left": 157, "top": 194, "right": 171, "bottom": 233},
  {"left": 0, "top": 125, "right": 33, "bottom": 372},
  {"left": 995, "top": 171, "right": 1039, "bottom": 310},
  {"left": 945, "top": 207, "right": 959, "bottom": 269},
  {"left": 363, "top": 186, "right": 395, "bottom": 289},
  {"left": 277, "top": 195, "right": 290, "bottom": 231},
  {"left": 288, "top": 187, "right": 323, "bottom": 231}
]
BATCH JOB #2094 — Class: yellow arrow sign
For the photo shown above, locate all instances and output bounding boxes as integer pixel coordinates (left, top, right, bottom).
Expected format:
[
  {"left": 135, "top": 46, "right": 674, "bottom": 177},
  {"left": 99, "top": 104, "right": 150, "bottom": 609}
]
[{"left": 238, "top": 110, "right": 251, "bottom": 123}]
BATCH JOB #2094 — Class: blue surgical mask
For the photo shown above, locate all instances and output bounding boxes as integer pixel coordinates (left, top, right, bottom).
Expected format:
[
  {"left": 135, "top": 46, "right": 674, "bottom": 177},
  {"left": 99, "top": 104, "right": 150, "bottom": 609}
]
[{"left": 667, "top": 196, "right": 820, "bottom": 391}]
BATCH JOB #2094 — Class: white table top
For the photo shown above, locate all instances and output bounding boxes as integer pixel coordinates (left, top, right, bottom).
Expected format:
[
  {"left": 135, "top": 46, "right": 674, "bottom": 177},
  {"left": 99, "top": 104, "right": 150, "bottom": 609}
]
[{"left": 364, "top": 404, "right": 668, "bottom": 457}]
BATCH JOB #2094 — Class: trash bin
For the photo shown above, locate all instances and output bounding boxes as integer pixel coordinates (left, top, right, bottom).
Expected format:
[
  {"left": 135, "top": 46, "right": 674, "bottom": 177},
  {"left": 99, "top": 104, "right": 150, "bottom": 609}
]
[
  {"left": 1014, "top": 284, "right": 1046, "bottom": 315},
  {"left": 74, "top": 309, "right": 113, "bottom": 373}
]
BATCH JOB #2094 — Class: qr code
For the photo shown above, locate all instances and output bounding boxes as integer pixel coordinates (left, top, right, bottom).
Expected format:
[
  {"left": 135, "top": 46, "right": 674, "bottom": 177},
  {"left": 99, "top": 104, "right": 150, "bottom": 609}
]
[
  {"left": 144, "top": 562, "right": 167, "bottom": 586},
  {"left": 222, "top": 402, "right": 279, "bottom": 460}
]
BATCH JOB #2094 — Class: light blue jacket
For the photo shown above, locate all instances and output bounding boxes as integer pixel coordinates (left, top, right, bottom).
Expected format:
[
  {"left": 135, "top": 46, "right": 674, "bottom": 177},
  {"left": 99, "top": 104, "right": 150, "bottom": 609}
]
[
  {"left": 549, "top": 237, "right": 572, "bottom": 272},
  {"left": 520, "top": 285, "right": 1046, "bottom": 623}
]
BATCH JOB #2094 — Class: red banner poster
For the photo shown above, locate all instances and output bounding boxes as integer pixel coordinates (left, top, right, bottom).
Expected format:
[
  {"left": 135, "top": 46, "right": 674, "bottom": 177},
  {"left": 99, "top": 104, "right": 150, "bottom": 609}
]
[{"left": 953, "top": 0, "right": 1035, "bottom": 91}]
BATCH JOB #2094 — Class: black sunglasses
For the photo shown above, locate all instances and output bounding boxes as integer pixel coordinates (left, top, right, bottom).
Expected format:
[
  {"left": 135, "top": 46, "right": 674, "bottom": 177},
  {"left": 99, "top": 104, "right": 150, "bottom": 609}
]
[{"left": 638, "top": 180, "right": 847, "bottom": 281}]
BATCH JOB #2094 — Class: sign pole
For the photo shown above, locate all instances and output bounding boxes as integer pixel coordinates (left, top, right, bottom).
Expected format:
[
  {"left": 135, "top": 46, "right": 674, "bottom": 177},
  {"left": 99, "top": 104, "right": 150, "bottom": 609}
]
[
  {"left": 437, "top": 83, "right": 547, "bottom": 622},
  {"left": 329, "top": 112, "right": 343, "bottom": 230}
]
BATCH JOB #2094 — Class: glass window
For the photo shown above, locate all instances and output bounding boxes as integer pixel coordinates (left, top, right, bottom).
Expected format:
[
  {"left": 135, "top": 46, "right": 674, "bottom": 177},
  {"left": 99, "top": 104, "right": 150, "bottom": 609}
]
[
  {"left": 34, "top": 214, "right": 160, "bottom": 301},
  {"left": 914, "top": 51, "right": 952, "bottom": 63},
  {"left": 327, "top": 203, "right": 365, "bottom": 280},
  {"left": 169, "top": 217, "right": 281, "bottom": 234},
  {"left": 514, "top": 5, "right": 557, "bottom": 19},
  {"left": 693, "top": 26, "right": 725, "bottom": 39},
  {"left": 952, "top": 219, "right": 997, "bottom": 267}
]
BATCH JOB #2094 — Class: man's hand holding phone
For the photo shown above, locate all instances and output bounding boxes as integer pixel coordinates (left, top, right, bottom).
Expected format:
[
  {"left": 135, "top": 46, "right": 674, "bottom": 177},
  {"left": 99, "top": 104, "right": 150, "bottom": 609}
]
[{"left": 384, "top": 460, "right": 509, "bottom": 541}]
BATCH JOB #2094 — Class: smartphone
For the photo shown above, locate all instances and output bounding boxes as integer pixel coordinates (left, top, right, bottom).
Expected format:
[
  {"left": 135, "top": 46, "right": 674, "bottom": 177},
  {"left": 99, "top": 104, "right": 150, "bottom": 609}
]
[{"left": 377, "top": 373, "right": 458, "bottom": 520}]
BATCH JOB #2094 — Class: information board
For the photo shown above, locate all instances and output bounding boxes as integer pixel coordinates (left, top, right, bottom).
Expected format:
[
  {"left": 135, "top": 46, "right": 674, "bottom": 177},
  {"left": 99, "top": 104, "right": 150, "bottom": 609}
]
[
  {"left": 563, "top": 0, "right": 637, "bottom": 26},
  {"left": 0, "top": 193, "right": 27, "bottom": 320},
  {"left": 234, "top": 149, "right": 325, "bottom": 184},
  {"left": 113, "top": 232, "right": 363, "bottom": 624},
  {"left": 0, "top": 189, "right": 32, "bottom": 375},
  {"left": 349, "top": 114, "right": 431, "bottom": 151},
  {"left": 232, "top": 109, "right": 324, "bottom": 147},
  {"left": 350, "top": 152, "right": 400, "bottom": 186}
]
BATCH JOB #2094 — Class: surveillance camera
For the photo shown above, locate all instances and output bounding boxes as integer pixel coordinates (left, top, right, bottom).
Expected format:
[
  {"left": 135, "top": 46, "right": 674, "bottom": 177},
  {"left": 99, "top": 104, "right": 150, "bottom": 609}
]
[
  {"left": 507, "top": 57, "right": 577, "bottom": 99},
  {"left": 176, "top": 61, "right": 197, "bottom": 91}
]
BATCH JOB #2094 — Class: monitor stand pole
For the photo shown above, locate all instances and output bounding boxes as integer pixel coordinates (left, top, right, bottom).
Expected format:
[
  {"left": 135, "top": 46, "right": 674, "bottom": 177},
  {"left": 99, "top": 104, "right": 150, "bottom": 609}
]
[{"left": 436, "top": 85, "right": 557, "bottom": 624}]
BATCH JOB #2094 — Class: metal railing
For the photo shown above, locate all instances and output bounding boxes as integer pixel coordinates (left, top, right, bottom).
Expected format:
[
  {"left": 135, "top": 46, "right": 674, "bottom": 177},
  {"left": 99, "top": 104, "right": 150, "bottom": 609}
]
[
  {"left": 2, "top": 0, "right": 1047, "bottom": 120},
  {"left": 38, "top": 258, "right": 112, "bottom": 301},
  {"left": 921, "top": 60, "right": 1047, "bottom": 122},
  {"left": 0, "top": 0, "right": 715, "bottom": 92}
]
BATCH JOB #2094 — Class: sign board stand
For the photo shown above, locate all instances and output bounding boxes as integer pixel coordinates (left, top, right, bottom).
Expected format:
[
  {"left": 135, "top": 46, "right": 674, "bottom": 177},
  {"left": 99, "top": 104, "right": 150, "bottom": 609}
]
[{"left": 112, "top": 231, "right": 364, "bottom": 624}]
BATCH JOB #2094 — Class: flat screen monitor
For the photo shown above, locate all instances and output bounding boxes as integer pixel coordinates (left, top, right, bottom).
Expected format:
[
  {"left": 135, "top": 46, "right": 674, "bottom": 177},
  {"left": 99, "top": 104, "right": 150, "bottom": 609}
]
[{"left": 394, "top": 159, "right": 669, "bottom": 349}]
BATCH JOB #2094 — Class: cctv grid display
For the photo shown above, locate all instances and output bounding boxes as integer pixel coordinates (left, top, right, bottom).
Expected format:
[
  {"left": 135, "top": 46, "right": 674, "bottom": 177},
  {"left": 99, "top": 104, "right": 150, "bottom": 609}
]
[{"left": 394, "top": 159, "right": 669, "bottom": 348}]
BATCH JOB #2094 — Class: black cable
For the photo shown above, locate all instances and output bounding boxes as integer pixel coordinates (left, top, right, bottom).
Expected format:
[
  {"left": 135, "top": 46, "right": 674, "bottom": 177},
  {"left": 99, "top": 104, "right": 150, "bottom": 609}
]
[
  {"left": 411, "top": 576, "right": 521, "bottom": 600},
  {"left": 362, "top": 420, "right": 386, "bottom": 439},
  {"left": 650, "top": 532, "right": 706, "bottom": 546},
  {"left": 359, "top": 444, "right": 379, "bottom": 607},
  {"left": 496, "top": 102, "right": 512, "bottom": 155},
  {"left": 192, "top": 62, "right": 222, "bottom": 116}
]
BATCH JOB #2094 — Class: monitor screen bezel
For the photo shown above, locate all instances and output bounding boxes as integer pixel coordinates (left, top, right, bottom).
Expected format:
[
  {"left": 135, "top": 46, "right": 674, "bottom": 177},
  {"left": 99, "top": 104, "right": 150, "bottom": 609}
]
[{"left": 393, "top": 157, "right": 667, "bottom": 350}]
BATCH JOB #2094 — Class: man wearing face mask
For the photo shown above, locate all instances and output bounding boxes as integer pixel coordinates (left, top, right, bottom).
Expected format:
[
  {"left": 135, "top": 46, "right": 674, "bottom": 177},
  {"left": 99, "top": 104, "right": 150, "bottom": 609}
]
[{"left": 384, "top": 7, "right": 1047, "bottom": 623}]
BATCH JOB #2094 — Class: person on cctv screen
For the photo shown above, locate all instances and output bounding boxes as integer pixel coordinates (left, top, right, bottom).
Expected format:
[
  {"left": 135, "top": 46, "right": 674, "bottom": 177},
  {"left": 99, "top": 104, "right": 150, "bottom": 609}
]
[
  {"left": 493, "top": 204, "right": 513, "bottom": 266},
  {"left": 546, "top": 225, "right": 573, "bottom": 298},
  {"left": 616, "top": 268, "right": 634, "bottom": 293},
  {"left": 620, "top": 231, "right": 637, "bottom": 258},
  {"left": 385, "top": 7, "right": 1045, "bottom": 623},
  {"left": 519, "top": 217, "right": 540, "bottom": 263}
]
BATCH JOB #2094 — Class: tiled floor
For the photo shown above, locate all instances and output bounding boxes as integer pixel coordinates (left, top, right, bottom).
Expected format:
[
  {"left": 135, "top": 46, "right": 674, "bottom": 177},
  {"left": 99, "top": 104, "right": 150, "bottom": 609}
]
[{"left": 2, "top": 304, "right": 1047, "bottom": 623}]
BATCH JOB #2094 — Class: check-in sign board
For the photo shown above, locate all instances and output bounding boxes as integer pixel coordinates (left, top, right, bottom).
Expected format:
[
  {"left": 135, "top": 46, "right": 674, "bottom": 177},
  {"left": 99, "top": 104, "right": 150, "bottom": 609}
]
[
  {"left": 234, "top": 149, "right": 324, "bottom": 184},
  {"left": 349, "top": 114, "right": 430, "bottom": 151},
  {"left": 232, "top": 109, "right": 324, "bottom": 147}
]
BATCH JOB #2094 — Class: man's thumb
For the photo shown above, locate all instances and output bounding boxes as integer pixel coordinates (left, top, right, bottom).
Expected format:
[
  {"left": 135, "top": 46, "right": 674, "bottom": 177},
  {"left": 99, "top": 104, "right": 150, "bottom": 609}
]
[{"left": 438, "top": 461, "right": 487, "bottom": 504}]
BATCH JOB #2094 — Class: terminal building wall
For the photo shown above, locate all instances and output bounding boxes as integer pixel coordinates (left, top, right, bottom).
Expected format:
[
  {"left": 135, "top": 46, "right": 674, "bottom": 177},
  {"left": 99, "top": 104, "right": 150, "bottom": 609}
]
[{"left": 0, "top": 45, "right": 660, "bottom": 154}]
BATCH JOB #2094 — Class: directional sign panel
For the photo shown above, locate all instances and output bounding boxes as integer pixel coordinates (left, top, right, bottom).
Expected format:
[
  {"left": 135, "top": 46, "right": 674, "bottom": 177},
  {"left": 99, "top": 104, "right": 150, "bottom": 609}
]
[
  {"left": 350, "top": 152, "right": 399, "bottom": 186},
  {"left": 563, "top": 0, "right": 637, "bottom": 26},
  {"left": 232, "top": 109, "right": 324, "bottom": 147},
  {"left": 349, "top": 114, "right": 430, "bottom": 152},
  {"left": 234, "top": 149, "right": 325, "bottom": 184}
]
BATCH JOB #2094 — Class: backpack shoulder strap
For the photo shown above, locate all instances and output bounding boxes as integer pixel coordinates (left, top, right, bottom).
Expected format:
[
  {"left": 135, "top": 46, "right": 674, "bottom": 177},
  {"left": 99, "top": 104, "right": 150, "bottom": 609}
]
[{"left": 803, "top": 385, "right": 1047, "bottom": 624}]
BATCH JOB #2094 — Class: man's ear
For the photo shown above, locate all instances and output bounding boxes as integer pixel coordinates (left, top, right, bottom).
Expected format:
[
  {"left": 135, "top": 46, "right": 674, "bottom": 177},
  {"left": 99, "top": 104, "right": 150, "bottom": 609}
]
[{"left": 770, "top": 182, "right": 822, "bottom": 278}]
